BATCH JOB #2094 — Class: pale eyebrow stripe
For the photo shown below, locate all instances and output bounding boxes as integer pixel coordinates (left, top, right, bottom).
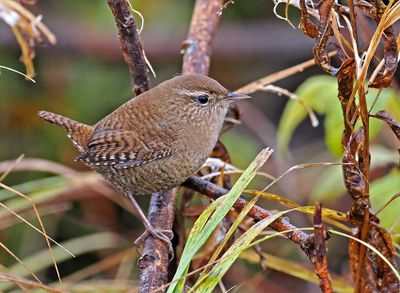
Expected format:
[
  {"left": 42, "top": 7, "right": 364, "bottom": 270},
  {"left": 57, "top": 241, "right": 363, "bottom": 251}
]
[{"left": 176, "top": 89, "right": 208, "bottom": 97}]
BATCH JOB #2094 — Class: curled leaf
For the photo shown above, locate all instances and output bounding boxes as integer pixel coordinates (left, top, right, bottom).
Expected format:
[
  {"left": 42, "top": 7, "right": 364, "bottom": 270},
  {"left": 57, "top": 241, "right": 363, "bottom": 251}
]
[
  {"left": 313, "top": 0, "right": 339, "bottom": 75},
  {"left": 362, "top": 0, "right": 399, "bottom": 88},
  {"left": 371, "top": 110, "right": 400, "bottom": 141},
  {"left": 338, "top": 58, "right": 357, "bottom": 145},
  {"left": 299, "top": 0, "right": 318, "bottom": 38},
  {"left": 369, "top": 26, "right": 398, "bottom": 88},
  {"left": 349, "top": 223, "right": 399, "bottom": 292},
  {"left": 342, "top": 128, "right": 368, "bottom": 223}
]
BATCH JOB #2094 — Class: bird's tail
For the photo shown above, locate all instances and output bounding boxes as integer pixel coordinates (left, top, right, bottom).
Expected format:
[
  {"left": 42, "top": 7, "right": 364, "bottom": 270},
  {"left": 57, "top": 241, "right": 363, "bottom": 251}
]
[{"left": 38, "top": 110, "right": 94, "bottom": 151}]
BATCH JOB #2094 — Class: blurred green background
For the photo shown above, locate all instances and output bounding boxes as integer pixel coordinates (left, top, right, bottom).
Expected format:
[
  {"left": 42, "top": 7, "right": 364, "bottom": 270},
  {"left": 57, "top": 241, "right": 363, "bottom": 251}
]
[
  {"left": 1, "top": 0, "right": 319, "bottom": 167},
  {"left": 1, "top": 1, "right": 399, "bottom": 292}
]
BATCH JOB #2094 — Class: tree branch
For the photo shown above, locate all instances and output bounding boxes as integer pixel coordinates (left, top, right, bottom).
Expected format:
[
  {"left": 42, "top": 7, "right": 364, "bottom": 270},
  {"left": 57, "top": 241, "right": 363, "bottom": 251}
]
[
  {"left": 107, "top": 0, "right": 150, "bottom": 96},
  {"left": 108, "top": 0, "right": 224, "bottom": 291},
  {"left": 138, "top": 189, "right": 178, "bottom": 292},
  {"left": 107, "top": 1, "right": 177, "bottom": 292},
  {"left": 182, "top": 0, "right": 223, "bottom": 75},
  {"left": 183, "top": 176, "right": 316, "bottom": 260}
]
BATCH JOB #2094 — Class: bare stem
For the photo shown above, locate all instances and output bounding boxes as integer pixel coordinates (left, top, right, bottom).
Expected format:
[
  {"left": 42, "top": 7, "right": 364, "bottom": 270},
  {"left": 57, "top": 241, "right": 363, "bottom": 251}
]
[
  {"left": 138, "top": 189, "right": 178, "bottom": 292},
  {"left": 107, "top": 0, "right": 150, "bottom": 96},
  {"left": 312, "top": 202, "right": 332, "bottom": 292},
  {"left": 182, "top": 0, "right": 223, "bottom": 75}
]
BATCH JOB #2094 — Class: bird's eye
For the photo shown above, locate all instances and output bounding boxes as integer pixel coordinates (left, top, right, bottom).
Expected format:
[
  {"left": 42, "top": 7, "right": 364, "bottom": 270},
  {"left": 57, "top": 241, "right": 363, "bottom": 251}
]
[{"left": 197, "top": 94, "right": 209, "bottom": 105}]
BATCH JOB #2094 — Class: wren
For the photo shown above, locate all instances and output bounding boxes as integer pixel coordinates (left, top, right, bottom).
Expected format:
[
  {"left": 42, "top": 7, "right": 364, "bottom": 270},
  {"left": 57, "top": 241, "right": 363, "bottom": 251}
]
[{"left": 38, "top": 74, "right": 250, "bottom": 252}]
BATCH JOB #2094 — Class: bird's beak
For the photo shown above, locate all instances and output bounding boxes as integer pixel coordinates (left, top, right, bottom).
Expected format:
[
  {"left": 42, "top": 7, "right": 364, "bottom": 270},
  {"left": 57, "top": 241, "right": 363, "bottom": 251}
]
[{"left": 226, "top": 92, "right": 252, "bottom": 100}]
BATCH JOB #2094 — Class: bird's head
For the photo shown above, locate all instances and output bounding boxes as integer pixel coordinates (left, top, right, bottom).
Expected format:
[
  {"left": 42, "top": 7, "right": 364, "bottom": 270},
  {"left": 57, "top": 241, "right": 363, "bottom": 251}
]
[{"left": 154, "top": 74, "right": 251, "bottom": 119}]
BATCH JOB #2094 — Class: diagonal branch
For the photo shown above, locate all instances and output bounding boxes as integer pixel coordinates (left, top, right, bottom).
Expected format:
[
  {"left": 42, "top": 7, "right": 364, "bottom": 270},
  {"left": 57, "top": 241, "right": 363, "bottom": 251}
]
[
  {"left": 107, "top": 0, "right": 150, "bottom": 96},
  {"left": 183, "top": 176, "right": 316, "bottom": 261}
]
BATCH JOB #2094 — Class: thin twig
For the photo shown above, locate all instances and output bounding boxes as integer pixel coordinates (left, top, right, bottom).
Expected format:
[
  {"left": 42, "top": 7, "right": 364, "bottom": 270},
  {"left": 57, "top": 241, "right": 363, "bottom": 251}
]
[
  {"left": 258, "top": 84, "right": 319, "bottom": 127},
  {"left": 235, "top": 51, "right": 337, "bottom": 95}
]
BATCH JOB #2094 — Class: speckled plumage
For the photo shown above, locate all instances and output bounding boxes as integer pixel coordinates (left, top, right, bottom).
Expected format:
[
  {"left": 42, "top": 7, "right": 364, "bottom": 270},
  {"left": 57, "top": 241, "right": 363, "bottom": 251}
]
[{"left": 38, "top": 74, "right": 235, "bottom": 195}]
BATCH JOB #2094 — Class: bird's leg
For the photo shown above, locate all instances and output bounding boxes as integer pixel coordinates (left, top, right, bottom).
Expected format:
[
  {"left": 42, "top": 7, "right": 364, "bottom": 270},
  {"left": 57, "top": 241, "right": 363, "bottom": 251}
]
[{"left": 126, "top": 193, "right": 174, "bottom": 256}]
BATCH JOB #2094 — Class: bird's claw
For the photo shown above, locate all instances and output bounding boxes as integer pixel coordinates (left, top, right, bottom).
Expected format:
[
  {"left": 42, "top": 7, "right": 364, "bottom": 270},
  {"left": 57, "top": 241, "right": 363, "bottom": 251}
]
[{"left": 134, "top": 227, "right": 174, "bottom": 259}]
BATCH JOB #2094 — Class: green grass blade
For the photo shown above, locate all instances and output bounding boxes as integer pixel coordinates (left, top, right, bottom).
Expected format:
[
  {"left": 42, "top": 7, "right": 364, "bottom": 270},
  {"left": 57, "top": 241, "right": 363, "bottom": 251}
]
[
  {"left": 167, "top": 148, "right": 273, "bottom": 293},
  {"left": 194, "top": 208, "right": 296, "bottom": 292},
  {"left": 175, "top": 196, "right": 224, "bottom": 293},
  {"left": 196, "top": 190, "right": 262, "bottom": 283}
]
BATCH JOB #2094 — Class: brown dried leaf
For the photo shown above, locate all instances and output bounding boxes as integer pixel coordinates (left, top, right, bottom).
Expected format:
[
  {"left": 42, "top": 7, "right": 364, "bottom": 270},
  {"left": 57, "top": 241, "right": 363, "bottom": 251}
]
[
  {"left": 349, "top": 223, "right": 399, "bottom": 292},
  {"left": 371, "top": 110, "right": 400, "bottom": 140},
  {"left": 338, "top": 58, "right": 357, "bottom": 145},
  {"left": 359, "top": 0, "right": 398, "bottom": 88},
  {"left": 342, "top": 128, "right": 368, "bottom": 223},
  {"left": 0, "top": 0, "right": 56, "bottom": 78},
  {"left": 211, "top": 140, "right": 231, "bottom": 164},
  {"left": 313, "top": 0, "right": 339, "bottom": 75},
  {"left": 369, "top": 26, "right": 398, "bottom": 88},
  {"left": 299, "top": 0, "right": 318, "bottom": 38}
]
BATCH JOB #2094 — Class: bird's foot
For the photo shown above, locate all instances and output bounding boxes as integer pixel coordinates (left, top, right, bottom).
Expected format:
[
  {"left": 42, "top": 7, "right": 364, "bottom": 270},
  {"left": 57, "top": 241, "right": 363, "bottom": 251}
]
[{"left": 134, "top": 226, "right": 174, "bottom": 258}]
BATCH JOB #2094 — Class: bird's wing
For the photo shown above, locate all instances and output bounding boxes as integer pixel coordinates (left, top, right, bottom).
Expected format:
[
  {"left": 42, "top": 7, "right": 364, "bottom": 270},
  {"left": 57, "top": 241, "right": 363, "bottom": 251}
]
[{"left": 76, "top": 129, "right": 173, "bottom": 169}]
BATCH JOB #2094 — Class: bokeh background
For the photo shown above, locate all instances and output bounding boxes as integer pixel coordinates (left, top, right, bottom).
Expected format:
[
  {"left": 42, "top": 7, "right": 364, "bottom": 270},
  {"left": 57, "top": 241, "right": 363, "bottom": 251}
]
[{"left": 1, "top": 1, "right": 399, "bottom": 292}]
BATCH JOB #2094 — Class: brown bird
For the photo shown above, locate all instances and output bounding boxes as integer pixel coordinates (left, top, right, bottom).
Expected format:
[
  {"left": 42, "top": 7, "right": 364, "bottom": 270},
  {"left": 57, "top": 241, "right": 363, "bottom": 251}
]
[{"left": 38, "top": 74, "right": 250, "bottom": 252}]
